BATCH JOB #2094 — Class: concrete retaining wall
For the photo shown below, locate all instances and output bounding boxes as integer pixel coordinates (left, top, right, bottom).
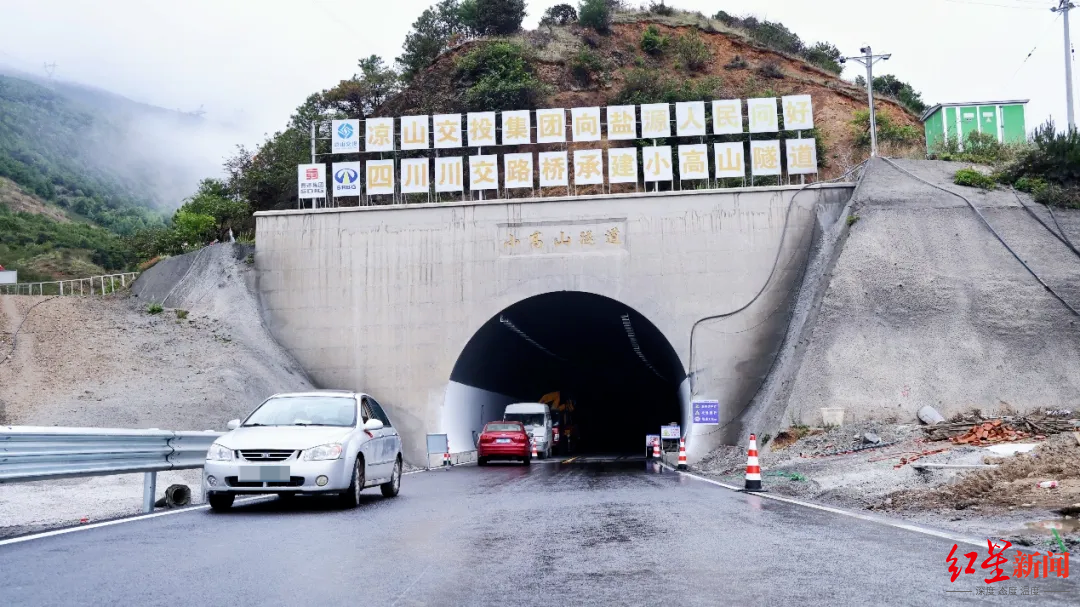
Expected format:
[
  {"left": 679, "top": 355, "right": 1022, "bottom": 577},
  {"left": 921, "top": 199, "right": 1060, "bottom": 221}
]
[{"left": 776, "top": 159, "right": 1080, "bottom": 430}]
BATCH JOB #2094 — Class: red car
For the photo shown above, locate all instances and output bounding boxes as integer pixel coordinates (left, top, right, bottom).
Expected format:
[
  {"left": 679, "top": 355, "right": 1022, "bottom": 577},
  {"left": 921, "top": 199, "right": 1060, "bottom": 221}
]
[{"left": 477, "top": 421, "right": 531, "bottom": 466}]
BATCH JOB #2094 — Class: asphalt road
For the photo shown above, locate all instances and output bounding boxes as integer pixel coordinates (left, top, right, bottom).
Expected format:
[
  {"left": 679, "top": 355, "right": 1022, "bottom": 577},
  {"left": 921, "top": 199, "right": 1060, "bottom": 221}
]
[{"left": 0, "top": 456, "right": 1075, "bottom": 606}]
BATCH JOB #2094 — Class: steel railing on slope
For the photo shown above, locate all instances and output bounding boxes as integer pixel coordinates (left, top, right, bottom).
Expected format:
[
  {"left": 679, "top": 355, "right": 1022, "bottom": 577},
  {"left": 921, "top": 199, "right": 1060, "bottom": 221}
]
[
  {"left": 1, "top": 272, "right": 139, "bottom": 296},
  {"left": 0, "top": 426, "right": 222, "bottom": 513}
]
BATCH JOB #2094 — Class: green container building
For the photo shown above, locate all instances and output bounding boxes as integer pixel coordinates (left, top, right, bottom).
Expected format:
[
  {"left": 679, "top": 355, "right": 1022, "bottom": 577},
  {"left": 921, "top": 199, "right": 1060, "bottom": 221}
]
[{"left": 919, "top": 100, "right": 1028, "bottom": 154}]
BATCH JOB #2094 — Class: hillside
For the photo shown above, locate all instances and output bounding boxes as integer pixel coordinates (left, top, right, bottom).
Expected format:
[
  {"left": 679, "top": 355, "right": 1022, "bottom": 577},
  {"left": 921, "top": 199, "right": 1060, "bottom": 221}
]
[
  {"left": 382, "top": 17, "right": 922, "bottom": 177},
  {"left": 0, "top": 70, "right": 241, "bottom": 280},
  {"left": 0, "top": 74, "right": 164, "bottom": 233}
]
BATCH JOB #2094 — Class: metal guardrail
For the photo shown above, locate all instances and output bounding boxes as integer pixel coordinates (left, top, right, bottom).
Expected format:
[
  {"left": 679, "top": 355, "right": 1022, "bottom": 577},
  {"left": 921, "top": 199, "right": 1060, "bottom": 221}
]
[
  {"left": 0, "top": 426, "right": 222, "bottom": 512},
  {"left": 1, "top": 272, "right": 139, "bottom": 296}
]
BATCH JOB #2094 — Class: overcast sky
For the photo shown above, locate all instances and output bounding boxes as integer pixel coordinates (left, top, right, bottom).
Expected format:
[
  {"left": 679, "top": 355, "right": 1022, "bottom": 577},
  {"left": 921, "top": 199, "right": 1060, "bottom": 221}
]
[{"left": 0, "top": 0, "right": 1072, "bottom": 145}]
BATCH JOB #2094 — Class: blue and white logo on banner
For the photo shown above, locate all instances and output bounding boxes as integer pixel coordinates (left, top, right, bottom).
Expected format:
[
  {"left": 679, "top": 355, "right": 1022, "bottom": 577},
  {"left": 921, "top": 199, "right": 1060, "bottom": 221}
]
[
  {"left": 692, "top": 400, "right": 720, "bottom": 425},
  {"left": 332, "top": 119, "right": 360, "bottom": 154},
  {"left": 331, "top": 162, "right": 361, "bottom": 197}
]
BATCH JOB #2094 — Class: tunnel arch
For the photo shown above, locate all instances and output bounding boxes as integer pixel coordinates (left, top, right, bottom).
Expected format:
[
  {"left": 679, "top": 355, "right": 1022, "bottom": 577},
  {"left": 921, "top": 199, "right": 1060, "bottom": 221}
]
[{"left": 441, "top": 291, "right": 689, "bottom": 455}]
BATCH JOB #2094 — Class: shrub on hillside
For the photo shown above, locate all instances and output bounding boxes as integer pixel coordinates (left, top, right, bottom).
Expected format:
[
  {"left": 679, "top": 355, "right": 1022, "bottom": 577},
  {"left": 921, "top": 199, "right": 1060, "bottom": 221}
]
[
  {"left": 931, "top": 132, "right": 1017, "bottom": 165},
  {"left": 713, "top": 10, "right": 736, "bottom": 26},
  {"left": 640, "top": 25, "right": 668, "bottom": 55},
  {"left": 612, "top": 69, "right": 721, "bottom": 105},
  {"left": 1013, "top": 120, "right": 1080, "bottom": 185},
  {"left": 724, "top": 55, "right": 749, "bottom": 70},
  {"left": 1014, "top": 176, "right": 1048, "bottom": 196},
  {"left": 578, "top": 0, "right": 612, "bottom": 33},
  {"left": 757, "top": 61, "right": 785, "bottom": 79},
  {"left": 743, "top": 18, "right": 804, "bottom": 55},
  {"left": 1004, "top": 120, "right": 1080, "bottom": 208},
  {"left": 570, "top": 48, "right": 605, "bottom": 84},
  {"left": 673, "top": 30, "right": 711, "bottom": 72},
  {"left": 455, "top": 41, "right": 550, "bottom": 110},
  {"left": 647, "top": 1, "right": 675, "bottom": 16},
  {"left": 851, "top": 109, "right": 919, "bottom": 148},
  {"left": 954, "top": 168, "right": 996, "bottom": 190},
  {"left": 540, "top": 4, "right": 577, "bottom": 26}
]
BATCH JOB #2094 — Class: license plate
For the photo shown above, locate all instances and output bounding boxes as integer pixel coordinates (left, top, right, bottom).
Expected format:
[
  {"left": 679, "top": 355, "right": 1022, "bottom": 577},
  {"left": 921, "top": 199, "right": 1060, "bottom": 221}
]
[
  {"left": 238, "top": 466, "right": 290, "bottom": 482},
  {"left": 496, "top": 438, "right": 511, "bottom": 444}
]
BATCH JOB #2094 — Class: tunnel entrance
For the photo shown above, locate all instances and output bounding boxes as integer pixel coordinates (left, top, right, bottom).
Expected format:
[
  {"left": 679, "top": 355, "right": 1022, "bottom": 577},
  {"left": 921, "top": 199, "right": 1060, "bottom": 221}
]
[{"left": 444, "top": 291, "right": 687, "bottom": 456}]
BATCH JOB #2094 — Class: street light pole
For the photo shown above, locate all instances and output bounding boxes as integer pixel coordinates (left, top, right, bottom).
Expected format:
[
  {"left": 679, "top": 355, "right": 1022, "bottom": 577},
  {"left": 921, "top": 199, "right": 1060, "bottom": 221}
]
[
  {"left": 1053, "top": 1, "right": 1076, "bottom": 130},
  {"left": 840, "top": 46, "right": 892, "bottom": 157}
]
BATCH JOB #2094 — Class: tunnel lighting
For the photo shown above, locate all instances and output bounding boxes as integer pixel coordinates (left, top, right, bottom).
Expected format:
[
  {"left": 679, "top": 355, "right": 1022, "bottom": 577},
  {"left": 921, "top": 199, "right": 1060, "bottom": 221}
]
[
  {"left": 499, "top": 315, "right": 567, "bottom": 361},
  {"left": 621, "top": 314, "right": 666, "bottom": 380}
]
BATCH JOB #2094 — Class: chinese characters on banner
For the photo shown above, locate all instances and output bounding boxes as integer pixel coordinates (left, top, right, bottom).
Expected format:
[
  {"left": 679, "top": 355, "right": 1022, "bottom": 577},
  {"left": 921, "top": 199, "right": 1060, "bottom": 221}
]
[
  {"left": 400, "top": 158, "right": 429, "bottom": 194},
  {"left": 301, "top": 97, "right": 817, "bottom": 197}
]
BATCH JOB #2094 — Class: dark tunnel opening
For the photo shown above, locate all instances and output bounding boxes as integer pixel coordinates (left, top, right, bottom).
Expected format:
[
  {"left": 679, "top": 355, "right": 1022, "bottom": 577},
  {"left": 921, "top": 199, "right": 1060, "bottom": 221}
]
[{"left": 449, "top": 291, "right": 687, "bottom": 455}]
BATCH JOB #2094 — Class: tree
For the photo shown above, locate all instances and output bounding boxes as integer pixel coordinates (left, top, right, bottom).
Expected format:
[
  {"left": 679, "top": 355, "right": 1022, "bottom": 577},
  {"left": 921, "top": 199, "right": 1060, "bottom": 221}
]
[
  {"left": 853, "top": 74, "right": 927, "bottom": 115},
  {"left": 171, "top": 210, "right": 216, "bottom": 251},
  {"left": 540, "top": 4, "right": 577, "bottom": 26},
  {"left": 459, "top": 0, "right": 526, "bottom": 36},
  {"left": 323, "top": 56, "right": 401, "bottom": 118},
  {"left": 578, "top": 0, "right": 611, "bottom": 33},
  {"left": 178, "top": 178, "right": 252, "bottom": 241},
  {"left": 872, "top": 74, "right": 927, "bottom": 114},
  {"left": 396, "top": 0, "right": 470, "bottom": 82},
  {"left": 802, "top": 42, "right": 842, "bottom": 75}
]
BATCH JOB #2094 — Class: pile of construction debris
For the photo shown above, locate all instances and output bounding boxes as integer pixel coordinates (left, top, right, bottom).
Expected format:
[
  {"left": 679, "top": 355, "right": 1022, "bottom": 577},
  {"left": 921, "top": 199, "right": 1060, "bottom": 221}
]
[{"left": 921, "top": 413, "right": 1078, "bottom": 445}]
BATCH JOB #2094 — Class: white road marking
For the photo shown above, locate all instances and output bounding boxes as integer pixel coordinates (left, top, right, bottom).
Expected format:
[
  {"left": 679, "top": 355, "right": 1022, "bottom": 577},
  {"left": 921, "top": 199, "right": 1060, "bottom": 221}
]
[
  {"left": 0, "top": 496, "right": 273, "bottom": 547},
  {"left": 663, "top": 463, "right": 987, "bottom": 548},
  {"left": 1, "top": 468, "right": 436, "bottom": 547},
  {"left": 390, "top": 562, "right": 433, "bottom": 607}
]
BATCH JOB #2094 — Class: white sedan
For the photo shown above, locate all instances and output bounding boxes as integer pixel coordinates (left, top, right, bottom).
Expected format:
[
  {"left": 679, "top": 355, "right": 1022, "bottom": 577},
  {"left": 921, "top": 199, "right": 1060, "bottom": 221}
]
[{"left": 203, "top": 390, "right": 403, "bottom": 511}]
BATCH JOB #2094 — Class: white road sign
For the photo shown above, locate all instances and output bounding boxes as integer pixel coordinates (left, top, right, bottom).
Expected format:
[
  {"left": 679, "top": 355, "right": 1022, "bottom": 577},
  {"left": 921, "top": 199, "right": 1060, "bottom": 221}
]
[{"left": 297, "top": 164, "right": 326, "bottom": 199}]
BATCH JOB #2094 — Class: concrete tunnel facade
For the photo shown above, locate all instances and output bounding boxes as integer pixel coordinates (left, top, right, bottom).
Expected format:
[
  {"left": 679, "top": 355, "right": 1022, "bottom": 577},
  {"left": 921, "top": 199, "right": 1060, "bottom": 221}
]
[{"left": 253, "top": 185, "right": 853, "bottom": 466}]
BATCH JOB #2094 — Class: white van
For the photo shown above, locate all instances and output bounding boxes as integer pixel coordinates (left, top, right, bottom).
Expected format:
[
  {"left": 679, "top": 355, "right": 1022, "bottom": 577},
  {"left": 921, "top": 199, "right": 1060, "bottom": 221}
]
[{"left": 503, "top": 403, "right": 553, "bottom": 459}]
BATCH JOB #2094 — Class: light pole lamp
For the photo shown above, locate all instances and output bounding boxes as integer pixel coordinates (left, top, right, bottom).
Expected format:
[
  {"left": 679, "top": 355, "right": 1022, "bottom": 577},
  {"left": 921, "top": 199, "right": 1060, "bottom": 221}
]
[{"left": 841, "top": 46, "right": 892, "bottom": 157}]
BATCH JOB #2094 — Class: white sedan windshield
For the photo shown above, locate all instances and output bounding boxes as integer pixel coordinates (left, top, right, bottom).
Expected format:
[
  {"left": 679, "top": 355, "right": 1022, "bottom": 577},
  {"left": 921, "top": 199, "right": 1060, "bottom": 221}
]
[{"left": 243, "top": 396, "right": 356, "bottom": 427}]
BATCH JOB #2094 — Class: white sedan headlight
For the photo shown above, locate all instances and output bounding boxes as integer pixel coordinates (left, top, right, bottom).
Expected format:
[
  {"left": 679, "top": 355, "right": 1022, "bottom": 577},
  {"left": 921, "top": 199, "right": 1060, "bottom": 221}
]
[
  {"left": 206, "top": 443, "right": 233, "bottom": 461},
  {"left": 302, "top": 443, "right": 343, "bottom": 461}
]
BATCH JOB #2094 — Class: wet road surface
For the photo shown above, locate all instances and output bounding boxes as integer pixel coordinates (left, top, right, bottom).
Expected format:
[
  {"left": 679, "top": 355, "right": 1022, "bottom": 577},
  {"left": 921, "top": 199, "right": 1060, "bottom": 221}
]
[{"left": 0, "top": 456, "right": 1075, "bottom": 606}]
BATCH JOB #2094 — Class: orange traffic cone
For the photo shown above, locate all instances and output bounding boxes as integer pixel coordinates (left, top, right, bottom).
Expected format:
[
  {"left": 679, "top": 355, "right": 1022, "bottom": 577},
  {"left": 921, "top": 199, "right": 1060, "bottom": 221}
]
[
  {"left": 531, "top": 439, "right": 539, "bottom": 459},
  {"left": 744, "top": 434, "right": 763, "bottom": 492},
  {"left": 652, "top": 437, "right": 661, "bottom": 459},
  {"left": 677, "top": 438, "right": 688, "bottom": 470}
]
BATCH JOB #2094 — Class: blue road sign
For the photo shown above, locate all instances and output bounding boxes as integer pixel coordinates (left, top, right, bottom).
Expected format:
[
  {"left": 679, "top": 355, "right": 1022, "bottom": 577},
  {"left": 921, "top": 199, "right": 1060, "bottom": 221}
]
[{"left": 692, "top": 400, "right": 720, "bottom": 425}]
